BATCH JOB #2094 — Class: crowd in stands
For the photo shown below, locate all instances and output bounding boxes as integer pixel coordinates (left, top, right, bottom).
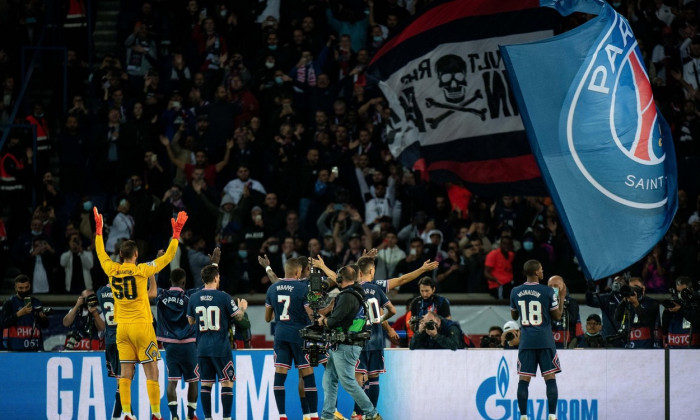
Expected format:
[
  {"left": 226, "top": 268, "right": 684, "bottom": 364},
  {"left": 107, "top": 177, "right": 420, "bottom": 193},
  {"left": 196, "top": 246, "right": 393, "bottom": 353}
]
[{"left": 0, "top": 0, "right": 699, "bottom": 300}]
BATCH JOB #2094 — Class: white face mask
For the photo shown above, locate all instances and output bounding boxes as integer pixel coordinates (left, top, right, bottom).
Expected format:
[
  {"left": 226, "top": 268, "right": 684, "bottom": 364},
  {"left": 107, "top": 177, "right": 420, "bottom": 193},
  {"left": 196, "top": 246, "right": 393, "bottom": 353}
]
[
  {"left": 268, "top": 244, "right": 279, "bottom": 253},
  {"left": 265, "top": 61, "right": 275, "bottom": 69}
]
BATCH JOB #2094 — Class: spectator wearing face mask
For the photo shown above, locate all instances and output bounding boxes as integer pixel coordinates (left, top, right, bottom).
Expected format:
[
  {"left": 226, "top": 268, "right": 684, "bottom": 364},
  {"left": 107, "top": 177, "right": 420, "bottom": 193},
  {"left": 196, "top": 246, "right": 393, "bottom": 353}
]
[{"left": 512, "top": 229, "right": 551, "bottom": 282}]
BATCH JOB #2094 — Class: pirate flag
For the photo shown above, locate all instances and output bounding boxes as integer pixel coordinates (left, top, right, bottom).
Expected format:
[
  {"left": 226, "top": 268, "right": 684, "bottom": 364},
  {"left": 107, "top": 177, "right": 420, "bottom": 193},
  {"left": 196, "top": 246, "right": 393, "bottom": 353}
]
[{"left": 368, "top": 0, "right": 558, "bottom": 195}]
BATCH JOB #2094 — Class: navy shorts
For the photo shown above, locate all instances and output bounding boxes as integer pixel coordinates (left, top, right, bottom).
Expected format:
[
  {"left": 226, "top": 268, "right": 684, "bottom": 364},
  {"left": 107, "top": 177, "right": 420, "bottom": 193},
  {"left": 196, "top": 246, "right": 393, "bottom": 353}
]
[
  {"left": 164, "top": 342, "right": 199, "bottom": 382},
  {"left": 274, "top": 339, "right": 310, "bottom": 369},
  {"left": 356, "top": 350, "right": 385, "bottom": 375},
  {"left": 197, "top": 355, "right": 235, "bottom": 383},
  {"left": 517, "top": 348, "right": 561, "bottom": 377},
  {"left": 105, "top": 343, "right": 120, "bottom": 378}
]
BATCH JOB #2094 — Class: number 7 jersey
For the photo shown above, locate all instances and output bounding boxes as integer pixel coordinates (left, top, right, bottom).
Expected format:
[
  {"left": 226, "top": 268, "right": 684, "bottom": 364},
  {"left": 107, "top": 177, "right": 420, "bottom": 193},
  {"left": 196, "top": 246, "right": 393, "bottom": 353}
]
[
  {"left": 510, "top": 282, "right": 559, "bottom": 349},
  {"left": 265, "top": 279, "right": 310, "bottom": 343}
]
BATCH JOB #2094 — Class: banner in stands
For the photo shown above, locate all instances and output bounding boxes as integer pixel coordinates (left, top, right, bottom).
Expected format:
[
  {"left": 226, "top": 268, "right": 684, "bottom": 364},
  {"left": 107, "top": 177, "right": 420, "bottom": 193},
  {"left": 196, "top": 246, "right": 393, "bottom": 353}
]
[{"left": 0, "top": 349, "right": 682, "bottom": 419}]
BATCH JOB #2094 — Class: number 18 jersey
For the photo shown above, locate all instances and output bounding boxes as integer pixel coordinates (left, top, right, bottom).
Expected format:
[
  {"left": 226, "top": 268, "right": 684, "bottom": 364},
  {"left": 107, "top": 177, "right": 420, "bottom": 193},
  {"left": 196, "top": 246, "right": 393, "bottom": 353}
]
[{"left": 510, "top": 282, "right": 559, "bottom": 349}]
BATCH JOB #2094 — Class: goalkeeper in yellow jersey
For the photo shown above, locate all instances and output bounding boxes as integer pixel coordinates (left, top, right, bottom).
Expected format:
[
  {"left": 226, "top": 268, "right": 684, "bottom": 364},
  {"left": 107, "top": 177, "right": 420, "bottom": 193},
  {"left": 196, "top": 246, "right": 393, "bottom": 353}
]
[{"left": 94, "top": 207, "right": 188, "bottom": 420}]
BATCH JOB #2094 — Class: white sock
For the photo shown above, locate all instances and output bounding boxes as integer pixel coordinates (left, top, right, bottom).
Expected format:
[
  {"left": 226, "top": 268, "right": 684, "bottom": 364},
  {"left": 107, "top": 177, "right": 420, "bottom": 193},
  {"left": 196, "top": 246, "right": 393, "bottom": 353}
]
[
  {"left": 549, "top": 415, "right": 557, "bottom": 420},
  {"left": 310, "top": 413, "right": 318, "bottom": 418},
  {"left": 521, "top": 416, "right": 528, "bottom": 420}
]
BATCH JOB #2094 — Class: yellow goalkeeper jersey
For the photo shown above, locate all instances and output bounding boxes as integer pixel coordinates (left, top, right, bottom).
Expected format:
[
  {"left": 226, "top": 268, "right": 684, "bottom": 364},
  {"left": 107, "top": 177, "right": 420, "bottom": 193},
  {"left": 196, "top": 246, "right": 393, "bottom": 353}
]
[{"left": 95, "top": 236, "right": 178, "bottom": 324}]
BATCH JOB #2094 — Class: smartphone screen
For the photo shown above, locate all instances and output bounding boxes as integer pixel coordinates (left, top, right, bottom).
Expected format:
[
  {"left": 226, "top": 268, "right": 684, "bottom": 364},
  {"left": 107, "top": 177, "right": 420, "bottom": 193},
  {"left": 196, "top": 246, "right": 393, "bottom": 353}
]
[
  {"left": 24, "top": 297, "right": 32, "bottom": 307},
  {"left": 552, "top": 287, "right": 559, "bottom": 297}
]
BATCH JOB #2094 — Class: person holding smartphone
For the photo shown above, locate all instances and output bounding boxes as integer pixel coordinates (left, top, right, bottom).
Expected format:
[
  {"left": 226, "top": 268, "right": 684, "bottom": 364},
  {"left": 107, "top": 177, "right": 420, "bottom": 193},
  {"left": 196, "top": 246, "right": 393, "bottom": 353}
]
[{"left": 1, "top": 274, "right": 49, "bottom": 351}]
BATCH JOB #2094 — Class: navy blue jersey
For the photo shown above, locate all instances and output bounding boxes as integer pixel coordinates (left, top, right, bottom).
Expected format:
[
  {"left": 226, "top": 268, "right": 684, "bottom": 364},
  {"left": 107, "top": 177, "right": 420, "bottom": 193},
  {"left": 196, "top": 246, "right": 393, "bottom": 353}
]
[
  {"left": 96, "top": 285, "right": 117, "bottom": 345},
  {"left": 360, "top": 282, "right": 390, "bottom": 351},
  {"left": 156, "top": 287, "right": 196, "bottom": 343},
  {"left": 265, "top": 279, "right": 310, "bottom": 343},
  {"left": 510, "top": 282, "right": 559, "bottom": 349},
  {"left": 187, "top": 289, "right": 240, "bottom": 357},
  {"left": 372, "top": 279, "right": 389, "bottom": 293}
]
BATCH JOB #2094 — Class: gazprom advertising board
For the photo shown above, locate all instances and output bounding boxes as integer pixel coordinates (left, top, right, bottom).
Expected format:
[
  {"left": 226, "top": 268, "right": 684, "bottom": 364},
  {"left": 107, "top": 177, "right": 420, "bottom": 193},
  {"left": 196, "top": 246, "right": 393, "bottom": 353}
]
[{"left": 0, "top": 349, "right": 690, "bottom": 419}]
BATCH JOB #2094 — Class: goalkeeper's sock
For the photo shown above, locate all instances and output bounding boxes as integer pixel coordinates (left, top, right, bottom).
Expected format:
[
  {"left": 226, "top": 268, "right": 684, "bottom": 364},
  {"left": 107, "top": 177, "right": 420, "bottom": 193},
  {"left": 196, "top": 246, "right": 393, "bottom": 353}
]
[
  {"left": 146, "top": 379, "right": 162, "bottom": 418},
  {"left": 118, "top": 377, "right": 132, "bottom": 416}
]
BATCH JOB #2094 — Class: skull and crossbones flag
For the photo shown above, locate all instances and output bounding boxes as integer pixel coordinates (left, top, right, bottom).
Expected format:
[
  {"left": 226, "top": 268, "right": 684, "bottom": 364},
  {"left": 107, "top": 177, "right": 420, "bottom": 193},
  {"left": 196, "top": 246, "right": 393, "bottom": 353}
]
[{"left": 368, "top": 0, "right": 558, "bottom": 195}]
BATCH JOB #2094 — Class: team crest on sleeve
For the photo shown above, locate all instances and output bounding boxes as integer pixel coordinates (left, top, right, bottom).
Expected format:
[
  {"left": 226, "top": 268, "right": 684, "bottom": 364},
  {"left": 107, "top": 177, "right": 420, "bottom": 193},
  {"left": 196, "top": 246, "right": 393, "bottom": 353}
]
[
  {"left": 565, "top": 12, "right": 670, "bottom": 209},
  {"left": 146, "top": 261, "right": 156, "bottom": 267}
]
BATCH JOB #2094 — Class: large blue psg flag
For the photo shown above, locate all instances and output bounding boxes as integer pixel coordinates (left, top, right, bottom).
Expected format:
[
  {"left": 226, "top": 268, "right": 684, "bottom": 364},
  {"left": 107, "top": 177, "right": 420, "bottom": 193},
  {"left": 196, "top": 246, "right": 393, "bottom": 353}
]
[
  {"left": 500, "top": 0, "right": 678, "bottom": 280},
  {"left": 368, "top": 0, "right": 558, "bottom": 195}
]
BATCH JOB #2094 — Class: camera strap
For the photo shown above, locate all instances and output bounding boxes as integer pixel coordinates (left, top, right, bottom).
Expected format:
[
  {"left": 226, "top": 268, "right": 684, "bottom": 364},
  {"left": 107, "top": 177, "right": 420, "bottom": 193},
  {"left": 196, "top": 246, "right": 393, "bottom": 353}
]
[{"left": 338, "top": 288, "right": 370, "bottom": 331}]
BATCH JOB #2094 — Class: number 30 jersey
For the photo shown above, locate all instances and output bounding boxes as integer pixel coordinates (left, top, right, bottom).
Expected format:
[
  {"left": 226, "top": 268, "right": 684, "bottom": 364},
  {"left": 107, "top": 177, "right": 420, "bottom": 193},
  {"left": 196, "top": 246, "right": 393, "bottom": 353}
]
[
  {"left": 187, "top": 289, "right": 240, "bottom": 357},
  {"left": 510, "top": 282, "right": 559, "bottom": 349},
  {"left": 95, "top": 236, "right": 178, "bottom": 324},
  {"left": 265, "top": 279, "right": 310, "bottom": 343}
]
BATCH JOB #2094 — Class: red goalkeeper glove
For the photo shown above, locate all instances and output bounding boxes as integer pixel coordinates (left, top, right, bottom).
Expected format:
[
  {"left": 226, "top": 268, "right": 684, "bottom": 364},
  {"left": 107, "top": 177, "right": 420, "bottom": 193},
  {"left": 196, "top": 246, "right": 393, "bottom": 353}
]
[
  {"left": 171, "top": 211, "right": 188, "bottom": 239},
  {"left": 93, "top": 207, "right": 103, "bottom": 236}
]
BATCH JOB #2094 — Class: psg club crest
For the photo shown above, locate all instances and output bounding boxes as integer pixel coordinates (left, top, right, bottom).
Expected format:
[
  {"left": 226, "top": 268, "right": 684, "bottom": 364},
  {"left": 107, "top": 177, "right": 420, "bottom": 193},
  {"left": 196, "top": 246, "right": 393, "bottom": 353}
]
[{"left": 565, "top": 12, "right": 669, "bottom": 209}]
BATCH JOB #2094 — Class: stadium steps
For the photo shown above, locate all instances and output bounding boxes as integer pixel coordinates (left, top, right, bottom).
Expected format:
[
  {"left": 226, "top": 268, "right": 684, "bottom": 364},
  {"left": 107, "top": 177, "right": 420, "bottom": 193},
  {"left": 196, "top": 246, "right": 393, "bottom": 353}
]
[{"left": 93, "top": 1, "right": 120, "bottom": 59}]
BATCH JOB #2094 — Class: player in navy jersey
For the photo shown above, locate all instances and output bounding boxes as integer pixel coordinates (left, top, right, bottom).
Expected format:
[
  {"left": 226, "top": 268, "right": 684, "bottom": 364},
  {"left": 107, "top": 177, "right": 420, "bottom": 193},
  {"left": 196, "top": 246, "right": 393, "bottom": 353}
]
[
  {"left": 97, "top": 283, "right": 124, "bottom": 420},
  {"left": 311, "top": 253, "right": 439, "bottom": 295},
  {"left": 348, "top": 257, "right": 396, "bottom": 420},
  {"left": 157, "top": 268, "right": 199, "bottom": 420},
  {"left": 265, "top": 258, "right": 320, "bottom": 420},
  {"left": 187, "top": 265, "right": 248, "bottom": 420},
  {"left": 510, "top": 260, "right": 563, "bottom": 420}
]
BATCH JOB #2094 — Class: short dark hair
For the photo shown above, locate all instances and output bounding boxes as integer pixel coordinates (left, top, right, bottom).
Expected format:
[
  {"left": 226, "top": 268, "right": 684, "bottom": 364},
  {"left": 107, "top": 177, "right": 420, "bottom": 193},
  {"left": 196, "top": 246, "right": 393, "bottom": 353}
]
[
  {"left": 337, "top": 265, "right": 357, "bottom": 284},
  {"left": 170, "top": 268, "right": 186, "bottom": 286},
  {"left": 410, "top": 237, "right": 424, "bottom": 245},
  {"left": 676, "top": 276, "right": 694, "bottom": 288},
  {"left": 294, "top": 256, "right": 309, "bottom": 271},
  {"left": 201, "top": 265, "right": 219, "bottom": 284},
  {"left": 523, "top": 259, "right": 541, "bottom": 277},
  {"left": 418, "top": 276, "right": 436, "bottom": 289},
  {"left": 284, "top": 258, "right": 302, "bottom": 276},
  {"left": 488, "top": 326, "right": 503, "bottom": 334},
  {"left": 357, "top": 256, "right": 375, "bottom": 274},
  {"left": 15, "top": 274, "right": 30, "bottom": 285},
  {"left": 120, "top": 240, "right": 138, "bottom": 260}
]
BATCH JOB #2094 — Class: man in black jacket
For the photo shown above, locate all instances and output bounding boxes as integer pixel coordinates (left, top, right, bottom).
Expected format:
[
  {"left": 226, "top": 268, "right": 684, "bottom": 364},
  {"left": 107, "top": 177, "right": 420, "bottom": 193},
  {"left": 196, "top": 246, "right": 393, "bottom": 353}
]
[
  {"left": 316, "top": 266, "right": 383, "bottom": 420},
  {"left": 409, "top": 311, "right": 465, "bottom": 350}
]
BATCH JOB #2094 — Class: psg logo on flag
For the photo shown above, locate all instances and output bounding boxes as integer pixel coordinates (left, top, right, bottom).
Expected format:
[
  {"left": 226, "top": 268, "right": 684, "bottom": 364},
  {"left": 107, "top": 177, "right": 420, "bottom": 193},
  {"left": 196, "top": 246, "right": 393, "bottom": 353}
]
[{"left": 566, "top": 13, "right": 669, "bottom": 210}]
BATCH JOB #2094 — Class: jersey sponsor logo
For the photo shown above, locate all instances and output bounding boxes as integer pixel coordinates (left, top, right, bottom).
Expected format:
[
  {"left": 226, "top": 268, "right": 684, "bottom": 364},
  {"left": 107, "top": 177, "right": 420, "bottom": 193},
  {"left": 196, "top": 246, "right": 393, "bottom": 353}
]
[
  {"left": 475, "top": 356, "right": 598, "bottom": 420},
  {"left": 566, "top": 12, "right": 669, "bottom": 209}
]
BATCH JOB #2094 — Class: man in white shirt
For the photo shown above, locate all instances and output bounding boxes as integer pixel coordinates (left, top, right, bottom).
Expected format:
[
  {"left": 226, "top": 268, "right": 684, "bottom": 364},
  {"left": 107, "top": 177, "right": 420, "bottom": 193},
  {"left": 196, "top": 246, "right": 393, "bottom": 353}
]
[{"left": 222, "top": 164, "right": 267, "bottom": 204}]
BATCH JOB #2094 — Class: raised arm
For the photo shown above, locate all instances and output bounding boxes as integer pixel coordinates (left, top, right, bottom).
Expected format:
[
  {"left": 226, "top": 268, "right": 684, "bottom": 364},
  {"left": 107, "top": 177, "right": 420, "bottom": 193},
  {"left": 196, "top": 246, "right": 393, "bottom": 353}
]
[
  {"left": 215, "top": 138, "right": 234, "bottom": 172},
  {"left": 159, "top": 135, "right": 185, "bottom": 170},
  {"left": 257, "top": 254, "right": 280, "bottom": 283},
  {"left": 93, "top": 207, "right": 116, "bottom": 274},
  {"left": 386, "top": 259, "right": 439, "bottom": 291}
]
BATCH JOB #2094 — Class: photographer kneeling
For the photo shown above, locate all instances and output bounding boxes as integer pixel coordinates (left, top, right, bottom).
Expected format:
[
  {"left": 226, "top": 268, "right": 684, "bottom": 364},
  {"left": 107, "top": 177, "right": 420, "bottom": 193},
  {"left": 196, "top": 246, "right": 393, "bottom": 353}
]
[
  {"left": 62, "top": 289, "right": 105, "bottom": 350},
  {"left": 501, "top": 321, "right": 520, "bottom": 349},
  {"left": 409, "top": 311, "right": 465, "bottom": 350},
  {"left": 316, "top": 266, "right": 383, "bottom": 420}
]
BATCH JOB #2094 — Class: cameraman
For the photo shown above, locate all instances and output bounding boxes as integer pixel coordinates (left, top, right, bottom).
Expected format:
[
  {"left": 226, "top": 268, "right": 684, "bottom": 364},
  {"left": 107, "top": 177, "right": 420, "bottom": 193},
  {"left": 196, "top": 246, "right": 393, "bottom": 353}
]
[
  {"left": 662, "top": 276, "right": 700, "bottom": 348},
  {"left": 62, "top": 289, "right": 105, "bottom": 350},
  {"left": 548, "top": 275, "right": 581, "bottom": 349},
  {"left": 409, "top": 276, "right": 451, "bottom": 320},
  {"left": 316, "top": 266, "right": 383, "bottom": 420},
  {"left": 501, "top": 321, "right": 520, "bottom": 349},
  {"left": 586, "top": 275, "right": 627, "bottom": 347},
  {"left": 409, "top": 311, "right": 465, "bottom": 350},
  {"left": 614, "top": 277, "right": 660, "bottom": 349},
  {"left": 1, "top": 274, "right": 49, "bottom": 351},
  {"left": 480, "top": 326, "right": 503, "bottom": 348}
]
